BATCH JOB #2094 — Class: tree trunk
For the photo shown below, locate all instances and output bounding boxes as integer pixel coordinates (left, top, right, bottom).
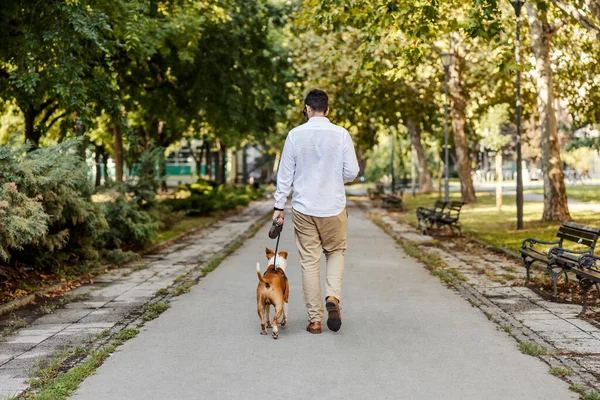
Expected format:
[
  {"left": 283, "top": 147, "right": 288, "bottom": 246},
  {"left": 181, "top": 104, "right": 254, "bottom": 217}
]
[
  {"left": 113, "top": 125, "right": 124, "bottom": 182},
  {"left": 495, "top": 152, "right": 503, "bottom": 212},
  {"left": 242, "top": 145, "right": 249, "bottom": 184},
  {"left": 438, "top": 158, "right": 443, "bottom": 199},
  {"left": 195, "top": 144, "right": 205, "bottom": 177},
  {"left": 24, "top": 105, "right": 39, "bottom": 147},
  {"left": 526, "top": 3, "right": 571, "bottom": 221},
  {"left": 448, "top": 52, "right": 477, "bottom": 203},
  {"left": 406, "top": 119, "right": 434, "bottom": 194},
  {"left": 220, "top": 145, "right": 227, "bottom": 184},
  {"left": 73, "top": 112, "right": 87, "bottom": 159},
  {"left": 215, "top": 146, "right": 224, "bottom": 184},
  {"left": 95, "top": 146, "right": 103, "bottom": 187}
]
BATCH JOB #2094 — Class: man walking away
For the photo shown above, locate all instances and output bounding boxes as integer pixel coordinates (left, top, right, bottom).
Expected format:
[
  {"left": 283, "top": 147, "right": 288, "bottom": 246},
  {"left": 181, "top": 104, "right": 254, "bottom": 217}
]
[{"left": 272, "top": 89, "right": 359, "bottom": 334}]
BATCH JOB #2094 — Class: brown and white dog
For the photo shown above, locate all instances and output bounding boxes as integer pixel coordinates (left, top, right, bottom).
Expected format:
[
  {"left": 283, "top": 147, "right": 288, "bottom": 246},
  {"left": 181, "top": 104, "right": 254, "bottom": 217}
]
[{"left": 256, "top": 247, "right": 289, "bottom": 339}]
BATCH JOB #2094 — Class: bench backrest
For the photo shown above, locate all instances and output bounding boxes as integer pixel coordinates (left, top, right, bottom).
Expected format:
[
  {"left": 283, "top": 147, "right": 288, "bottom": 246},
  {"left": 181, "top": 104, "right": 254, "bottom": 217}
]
[
  {"left": 556, "top": 222, "right": 600, "bottom": 250},
  {"left": 434, "top": 200, "right": 447, "bottom": 213},
  {"left": 447, "top": 201, "right": 464, "bottom": 219}
]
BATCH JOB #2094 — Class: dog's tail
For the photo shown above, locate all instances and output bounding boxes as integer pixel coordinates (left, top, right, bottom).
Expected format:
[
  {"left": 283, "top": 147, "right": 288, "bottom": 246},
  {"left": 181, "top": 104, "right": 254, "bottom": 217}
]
[{"left": 256, "top": 262, "right": 269, "bottom": 287}]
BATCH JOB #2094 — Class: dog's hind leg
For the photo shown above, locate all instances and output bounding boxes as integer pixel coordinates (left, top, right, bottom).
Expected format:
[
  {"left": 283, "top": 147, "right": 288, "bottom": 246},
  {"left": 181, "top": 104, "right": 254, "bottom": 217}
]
[
  {"left": 281, "top": 301, "right": 289, "bottom": 327},
  {"left": 265, "top": 305, "right": 272, "bottom": 328},
  {"left": 272, "top": 303, "right": 283, "bottom": 339},
  {"left": 257, "top": 303, "right": 267, "bottom": 335}
]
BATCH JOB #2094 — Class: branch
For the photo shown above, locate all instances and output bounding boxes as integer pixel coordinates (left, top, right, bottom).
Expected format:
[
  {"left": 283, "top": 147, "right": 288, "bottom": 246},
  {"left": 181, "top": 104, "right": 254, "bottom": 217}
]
[
  {"left": 549, "top": 0, "right": 600, "bottom": 39},
  {"left": 39, "top": 103, "right": 60, "bottom": 126},
  {"left": 37, "top": 98, "right": 55, "bottom": 113},
  {"left": 46, "top": 112, "right": 67, "bottom": 130}
]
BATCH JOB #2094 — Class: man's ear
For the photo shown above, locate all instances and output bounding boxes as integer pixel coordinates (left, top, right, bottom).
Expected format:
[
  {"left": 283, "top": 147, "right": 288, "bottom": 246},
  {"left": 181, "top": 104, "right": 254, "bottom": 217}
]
[
  {"left": 278, "top": 251, "right": 288, "bottom": 259},
  {"left": 266, "top": 247, "right": 275, "bottom": 259},
  {"left": 325, "top": 107, "right": 329, "bottom": 116}
]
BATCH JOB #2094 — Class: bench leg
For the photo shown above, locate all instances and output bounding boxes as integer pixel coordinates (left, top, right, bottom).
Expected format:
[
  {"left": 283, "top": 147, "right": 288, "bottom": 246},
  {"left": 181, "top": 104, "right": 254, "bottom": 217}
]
[
  {"left": 580, "top": 279, "right": 595, "bottom": 316},
  {"left": 523, "top": 258, "right": 532, "bottom": 282},
  {"left": 549, "top": 267, "right": 568, "bottom": 298}
]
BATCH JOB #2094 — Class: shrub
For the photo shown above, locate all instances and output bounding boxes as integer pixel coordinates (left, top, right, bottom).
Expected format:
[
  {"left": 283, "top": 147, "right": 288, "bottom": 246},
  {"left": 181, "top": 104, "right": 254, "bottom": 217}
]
[
  {"left": 0, "top": 140, "right": 109, "bottom": 270},
  {"left": 102, "top": 196, "right": 160, "bottom": 250},
  {"left": 0, "top": 182, "right": 48, "bottom": 262},
  {"left": 127, "top": 145, "right": 163, "bottom": 209},
  {"left": 163, "top": 183, "right": 262, "bottom": 216}
]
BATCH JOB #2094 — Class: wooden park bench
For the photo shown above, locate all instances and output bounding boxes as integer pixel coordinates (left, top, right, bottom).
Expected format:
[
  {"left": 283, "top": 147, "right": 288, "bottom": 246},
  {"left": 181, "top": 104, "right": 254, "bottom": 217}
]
[
  {"left": 421, "top": 201, "right": 464, "bottom": 236},
  {"left": 569, "top": 254, "right": 600, "bottom": 315},
  {"left": 368, "top": 182, "right": 403, "bottom": 210},
  {"left": 367, "top": 183, "right": 385, "bottom": 201},
  {"left": 520, "top": 222, "right": 600, "bottom": 299},
  {"left": 380, "top": 192, "right": 403, "bottom": 210},
  {"left": 416, "top": 200, "right": 447, "bottom": 233}
]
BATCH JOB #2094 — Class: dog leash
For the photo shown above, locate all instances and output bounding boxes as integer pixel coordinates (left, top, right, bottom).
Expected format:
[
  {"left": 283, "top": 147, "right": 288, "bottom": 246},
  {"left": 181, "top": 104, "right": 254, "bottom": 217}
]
[
  {"left": 269, "top": 220, "right": 282, "bottom": 271},
  {"left": 269, "top": 220, "right": 288, "bottom": 296}
]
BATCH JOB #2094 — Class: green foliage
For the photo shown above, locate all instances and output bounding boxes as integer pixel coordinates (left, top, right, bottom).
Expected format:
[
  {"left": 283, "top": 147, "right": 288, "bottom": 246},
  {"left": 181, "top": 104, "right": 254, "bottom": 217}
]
[
  {"left": 475, "top": 103, "right": 512, "bottom": 151},
  {"left": 126, "top": 145, "right": 163, "bottom": 209},
  {"left": 0, "top": 182, "right": 48, "bottom": 262},
  {"left": 101, "top": 196, "right": 159, "bottom": 250},
  {"left": 164, "top": 183, "right": 263, "bottom": 216},
  {"left": 0, "top": 140, "right": 109, "bottom": 269}
]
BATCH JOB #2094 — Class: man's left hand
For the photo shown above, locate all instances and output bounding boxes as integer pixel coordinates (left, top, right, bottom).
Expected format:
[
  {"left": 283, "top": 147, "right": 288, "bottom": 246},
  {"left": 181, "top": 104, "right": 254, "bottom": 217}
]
[{"left": 273, "top": 210, "right": 284, "bottom": 226}]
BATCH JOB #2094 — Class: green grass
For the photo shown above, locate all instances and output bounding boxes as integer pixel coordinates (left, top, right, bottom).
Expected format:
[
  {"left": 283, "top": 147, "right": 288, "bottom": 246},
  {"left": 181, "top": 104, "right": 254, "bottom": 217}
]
[
  {"left": 518, "top": 341, "right": 548, "bottom": 356},
  {"left": 500, "top": 324, "right": 512, "bottom": 333},
  {"left": 38, "top": 303, "right": 57, "bottom": 315},
  {"left": 154, "top": 288, "right": 169, "bottom": 297},
  {"left": 2, "top": 314, "right": 28, "bottom": 337},
  {"left": 153, "top": 215, "right": 217, "bottom": 244},
  {"left": 203, "top": 256, "right": 224, "bottom": 274},
  {"left": 142, "top": 301, "right": 171, "bottom": 321},
  {"left": 130, "top": 264, "right": 148, "bottom": 272},
  {"left": 549, "top": 366, "right": 573, "bottom": 377},
  {"left": 571, "top": 383, "right": 587, "bottom": 394},
  {"left": 30, "top": 345, "right": 115, "bottom": 400},
  {"left": 397, "top": 192, "right": 600, "bottom": 254},
  {"left": 526, "top": 185, "right": 600, "bottom": 203},
  {"left": 173, "top": 281, "right": 194, "bottom": 296},
  {"left": 585, "top": 390, "right": 600, "bottom": 400}
]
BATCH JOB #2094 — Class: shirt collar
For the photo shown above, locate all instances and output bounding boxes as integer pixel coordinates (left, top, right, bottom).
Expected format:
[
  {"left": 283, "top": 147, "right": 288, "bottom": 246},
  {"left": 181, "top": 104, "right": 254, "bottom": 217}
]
[{"left": 307, "top": 116, "right": 330, "bottom": 123}]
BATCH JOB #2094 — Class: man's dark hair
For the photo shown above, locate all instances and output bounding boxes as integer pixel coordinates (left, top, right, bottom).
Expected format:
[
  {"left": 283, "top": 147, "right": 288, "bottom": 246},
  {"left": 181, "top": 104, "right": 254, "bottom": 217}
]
[{"left": 304, "top": 89, "right": 328, "bottom": 112}]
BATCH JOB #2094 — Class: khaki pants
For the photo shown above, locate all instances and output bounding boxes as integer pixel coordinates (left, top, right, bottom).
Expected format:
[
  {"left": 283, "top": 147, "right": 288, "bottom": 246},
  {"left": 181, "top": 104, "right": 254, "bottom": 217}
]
[{"left": 292, "top": 208, "right": 348, "bottom": 323}]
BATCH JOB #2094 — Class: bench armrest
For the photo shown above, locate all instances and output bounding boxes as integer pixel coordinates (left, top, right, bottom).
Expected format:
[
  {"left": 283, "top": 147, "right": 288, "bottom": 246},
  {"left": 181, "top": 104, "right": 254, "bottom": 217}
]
[
  {"left": 521, "top": 238, "right": 560, "bottom": 249},
  {"left": 579, "top": 255, "right": 600, "bottom": 270},
  {"left": 549, "top": 247, "right": 592, "bottom": 257}
]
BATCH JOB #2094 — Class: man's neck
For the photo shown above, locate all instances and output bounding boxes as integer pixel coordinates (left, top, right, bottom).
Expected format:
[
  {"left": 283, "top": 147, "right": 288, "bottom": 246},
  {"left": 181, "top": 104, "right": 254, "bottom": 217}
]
[{"left": 309, "top": 114, "right": 327, "bottom": 119}]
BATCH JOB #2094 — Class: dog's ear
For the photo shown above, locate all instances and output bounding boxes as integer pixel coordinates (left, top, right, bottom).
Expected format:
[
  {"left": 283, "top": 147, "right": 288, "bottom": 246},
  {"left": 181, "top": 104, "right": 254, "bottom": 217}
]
[
  {"left": 278, "top": 251, "right": 288, "bottom": 259},
  {"left": 266, "top": 247, "right": 275, "bottom": 259}
]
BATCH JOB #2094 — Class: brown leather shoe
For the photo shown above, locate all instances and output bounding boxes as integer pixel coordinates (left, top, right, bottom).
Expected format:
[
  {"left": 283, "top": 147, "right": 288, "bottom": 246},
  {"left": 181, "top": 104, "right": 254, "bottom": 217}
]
[
  {"left": 326, "top": 297, "right": 342, "bottom": 332},
  {"left": 306, "top": 321, "right": 322, "bottom": 334}
]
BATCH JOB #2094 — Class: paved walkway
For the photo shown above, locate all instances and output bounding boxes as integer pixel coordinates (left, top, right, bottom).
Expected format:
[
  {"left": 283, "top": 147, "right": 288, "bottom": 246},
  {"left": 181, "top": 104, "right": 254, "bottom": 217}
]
[
  {"left": 0, "top": 201, "right": 271, "bottom": 398},
  {"left": 74, "top": 206, "right": 575, "bottom": 399}
]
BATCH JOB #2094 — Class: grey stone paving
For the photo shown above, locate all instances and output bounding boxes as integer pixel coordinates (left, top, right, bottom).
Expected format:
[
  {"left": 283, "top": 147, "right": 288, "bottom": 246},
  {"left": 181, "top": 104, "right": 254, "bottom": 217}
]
[
  {"left": 376, "top": 207, "right": 600, "bottom": 392},
  {"left": 0, "top": 200, "right": 271, "bottom": 399},
  {"left": 74, "top": 206, "right": 574, "bottom": 400}
]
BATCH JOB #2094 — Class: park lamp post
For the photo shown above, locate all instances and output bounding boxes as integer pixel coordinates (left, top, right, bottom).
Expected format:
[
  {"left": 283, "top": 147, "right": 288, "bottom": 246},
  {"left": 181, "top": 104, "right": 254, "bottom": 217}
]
[
  {"left": 511, "top": 0, "right": 525, "bottom": 230},
  {"left": 440, "top": 52, "right": 453, "bottom": 203}
]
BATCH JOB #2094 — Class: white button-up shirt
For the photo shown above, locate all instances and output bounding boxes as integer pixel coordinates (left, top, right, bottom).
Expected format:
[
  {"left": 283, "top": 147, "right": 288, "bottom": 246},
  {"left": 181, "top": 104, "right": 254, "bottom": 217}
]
[{"left": 274, "top": 116, "right": 360, "bottom": 217}]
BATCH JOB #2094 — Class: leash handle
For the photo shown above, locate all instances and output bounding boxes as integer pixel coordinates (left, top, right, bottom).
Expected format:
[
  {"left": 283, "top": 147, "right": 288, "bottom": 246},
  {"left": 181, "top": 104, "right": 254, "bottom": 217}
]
[{"left": 272, "top": 220, "right": 281, "bottom": 271}]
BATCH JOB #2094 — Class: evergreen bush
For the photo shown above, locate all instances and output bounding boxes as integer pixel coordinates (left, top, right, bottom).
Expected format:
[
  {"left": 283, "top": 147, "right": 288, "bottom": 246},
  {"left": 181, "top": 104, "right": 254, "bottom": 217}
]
[
  {"left": 0, "top": 140, "right": 108, "bottom": 270},
  {"left": 101, "top": 196, "right": 159, "bottom": 250},
  {"left": 0, "top": 182, "right": 48, "bottom": 262}
]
